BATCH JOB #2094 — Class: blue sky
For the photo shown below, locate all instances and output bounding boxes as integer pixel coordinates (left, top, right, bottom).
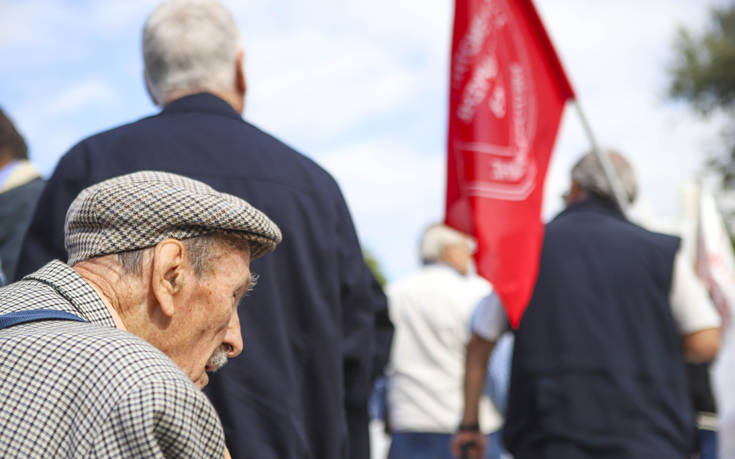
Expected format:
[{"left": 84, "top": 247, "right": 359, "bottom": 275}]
[{"left": 0, "top": 0, "right": 730, "bottom": 282}]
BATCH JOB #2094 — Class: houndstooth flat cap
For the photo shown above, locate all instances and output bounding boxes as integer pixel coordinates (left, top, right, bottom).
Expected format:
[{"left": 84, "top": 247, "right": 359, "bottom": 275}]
[{"left": 64, "top": 171, "right": 282, "bottom": 265}]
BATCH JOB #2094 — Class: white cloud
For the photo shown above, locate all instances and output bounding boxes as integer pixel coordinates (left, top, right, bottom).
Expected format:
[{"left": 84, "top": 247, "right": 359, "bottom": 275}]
[
  {"left": 0, "top": 2, "right": 45, "bottom": 47},
  {"left": 341, "top": 0, "right": 452, "bottom": 51},
  {"left": 86, "top": 0, "right": 152, "bottom": 34},
  {"left": 0, "top": 0, "right": 151, "bottom": 48},
  {"left": 44, "top": 80, "right": 120, "bottom": 117},
  {"left": 245, "top": 31, "right": 418, "bottom": 139}
]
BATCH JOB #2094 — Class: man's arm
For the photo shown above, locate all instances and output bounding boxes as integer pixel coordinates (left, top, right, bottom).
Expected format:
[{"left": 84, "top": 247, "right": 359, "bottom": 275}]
[
  {"left": 334, "top": 191, "right": 392, "bottom": 459},
  {"left": 93, "top": 377, "right": 226, "bottom": 458},
  {"left": 451, "top": 333, "right": 495, "bottom": 459},
  {"left": 669, "top": 252, "right": 722, "bottom": 362},
  {"left": 683, "top": 328, "right": 721, "bottom": 362},
  {"left": 451, "top": 292, "right": 508, "bottom": 459}
]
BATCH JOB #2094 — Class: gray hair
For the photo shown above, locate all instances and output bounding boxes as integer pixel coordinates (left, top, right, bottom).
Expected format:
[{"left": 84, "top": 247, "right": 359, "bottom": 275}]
[
  {"left": 419, "top": 223, "right": 474, "bottom": 264},
  {"left": 118, "top": 232, "right": 252, "bottom": 278},
  {"left": 142, "top": 0, "right": 243, "bottom": 105},
  {"left": 571, "top": 150, "right": 638, "bottom": 204}
]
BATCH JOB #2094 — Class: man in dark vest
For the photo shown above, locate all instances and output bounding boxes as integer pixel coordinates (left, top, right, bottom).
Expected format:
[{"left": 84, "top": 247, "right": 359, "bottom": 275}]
[
  {"left": 452, "top": 151, "right": 721, "bottom": 459},
  {"left": 14, "top": 1, "right": 392, "bottom": 458}
]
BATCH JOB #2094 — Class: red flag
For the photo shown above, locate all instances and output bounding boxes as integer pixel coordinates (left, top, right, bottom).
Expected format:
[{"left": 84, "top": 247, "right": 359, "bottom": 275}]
[{"left": 445, "top": 0, "right": 574, "bottom": 328}]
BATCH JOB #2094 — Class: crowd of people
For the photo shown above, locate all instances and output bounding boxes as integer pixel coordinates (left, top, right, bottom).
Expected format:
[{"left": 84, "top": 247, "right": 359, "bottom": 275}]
[{"left": 0, "top": 0, "right": 731, "bottom": 458}]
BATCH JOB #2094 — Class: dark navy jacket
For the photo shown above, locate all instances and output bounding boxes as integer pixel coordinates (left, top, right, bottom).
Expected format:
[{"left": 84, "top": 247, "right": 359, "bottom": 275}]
[
  {"left": 0, "top": 176, "right": 44, "bottom": 281},
  {"left": 16, "top": 93, "right": 393, "bottom": 459},
  {"left": 504, "top": 197, "right": 693, "bottom": 459}
]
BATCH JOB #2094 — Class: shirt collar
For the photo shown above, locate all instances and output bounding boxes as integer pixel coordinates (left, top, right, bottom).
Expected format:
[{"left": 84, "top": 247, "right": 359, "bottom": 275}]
[
  {"left": 23, "top": 260, "right": 117, "bottom": 329},
  {"left": 423, "top": 261, "right": 463, "bottom": 277},
  {"left": 0, "top": 160, "right": 20, "bottom": 189}
]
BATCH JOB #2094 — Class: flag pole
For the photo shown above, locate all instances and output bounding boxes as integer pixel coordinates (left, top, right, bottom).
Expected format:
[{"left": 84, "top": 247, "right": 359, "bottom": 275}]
[{"left": 572, "top": 100, "right": 629, "bottom": 216}]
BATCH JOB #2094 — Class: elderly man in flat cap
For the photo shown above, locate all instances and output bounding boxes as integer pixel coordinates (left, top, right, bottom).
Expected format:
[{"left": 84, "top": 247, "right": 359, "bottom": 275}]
[{"left": 0, "top": 171, "right": 280, "bottom": 458}]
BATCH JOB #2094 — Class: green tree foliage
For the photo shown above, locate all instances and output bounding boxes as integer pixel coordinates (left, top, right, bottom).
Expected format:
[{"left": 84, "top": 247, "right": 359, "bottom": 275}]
[
  {"left": 668, "top": 4, "right": 735, "bottom": 183},
  {"left": 669, "top": 6, "right": 735, "bottom": 113},
  {"left": 363, "top": 248, "right": 387, "bottom": 287}
]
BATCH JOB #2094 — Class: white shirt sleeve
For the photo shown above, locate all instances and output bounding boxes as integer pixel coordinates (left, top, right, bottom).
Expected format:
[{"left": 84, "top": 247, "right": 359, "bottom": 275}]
[
  {"left": 470, "top": 292, "right": 508, "bottom": 342},
  {"left": 670, "top": 250, "right": 721, "bottom": 335}
]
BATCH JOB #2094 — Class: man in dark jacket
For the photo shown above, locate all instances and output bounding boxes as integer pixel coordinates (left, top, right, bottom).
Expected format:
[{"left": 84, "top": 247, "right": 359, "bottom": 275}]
[
  {"left": 15, "top": 1, "right": 393, "bottom": 458},
  {"left": 452, "top": 151, "right": 721, "bottom": 459},
  {"left": 0, "top": 109, "right": 44, "bottom": 283}
]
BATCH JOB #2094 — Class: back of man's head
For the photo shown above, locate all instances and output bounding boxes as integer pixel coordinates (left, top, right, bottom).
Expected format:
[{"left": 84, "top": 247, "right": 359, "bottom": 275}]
[
  {"left": 419, "top": 223, "right": 475, "bottom": 271},
  {"left": 0, "top": 109, "right": 28, "bottom": 163},
  {"left": 142, "top": 0, "right": 242, "bottom": 106},
  {"left": 571, "top": 150, "right": 638, "bottom": 204}
]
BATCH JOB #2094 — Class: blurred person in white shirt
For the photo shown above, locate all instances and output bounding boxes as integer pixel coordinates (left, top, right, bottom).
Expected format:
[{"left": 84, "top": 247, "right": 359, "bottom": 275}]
[{"left": 385, "top": 223, "right": 502, "bottom": 459}]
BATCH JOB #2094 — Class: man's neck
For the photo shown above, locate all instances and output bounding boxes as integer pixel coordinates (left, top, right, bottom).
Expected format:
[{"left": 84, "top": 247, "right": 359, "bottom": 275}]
[{"left": 73, "top": 261, "right": 129, "bottom": 331}]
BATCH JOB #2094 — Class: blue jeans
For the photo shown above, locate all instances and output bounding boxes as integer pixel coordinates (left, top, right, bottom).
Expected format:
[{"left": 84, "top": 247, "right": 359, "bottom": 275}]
[
  {"left": 698, "top": 429, "right": 718, "bottom": 459},
  {"left": 388, "top": 431, "right": 504, "bottom": 459}
]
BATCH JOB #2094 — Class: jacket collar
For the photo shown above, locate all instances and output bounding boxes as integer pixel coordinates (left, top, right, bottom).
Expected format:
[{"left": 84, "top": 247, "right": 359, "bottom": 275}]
[
  {"left": 0, "top": 160, "right": 41, "bottom": 193},
  {"left": 558, "top": 194, "right": 626, "bottom": 221},
  {"left": 161, "top": 92, "right": 242, "bottom": 121},
  {"left": 24, "top": 260, "right": 117, "bottom": 329}
]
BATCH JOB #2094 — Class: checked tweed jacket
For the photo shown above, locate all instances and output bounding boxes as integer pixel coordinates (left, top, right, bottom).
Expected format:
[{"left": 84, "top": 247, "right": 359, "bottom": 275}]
[{"left": 0, "top": 261, "right": 225, "bottom": 458}]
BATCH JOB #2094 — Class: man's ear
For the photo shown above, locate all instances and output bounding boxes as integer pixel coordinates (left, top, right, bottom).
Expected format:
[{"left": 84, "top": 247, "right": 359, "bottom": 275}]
[
  {"left": 235, "top": 49, "right": 247, "bottom": 100},
  {"left": 150, "top": 239, "right": 186, "bottom": 318},
  {"left": 565, "top": 181, "right": 587, "bottom": 206}
]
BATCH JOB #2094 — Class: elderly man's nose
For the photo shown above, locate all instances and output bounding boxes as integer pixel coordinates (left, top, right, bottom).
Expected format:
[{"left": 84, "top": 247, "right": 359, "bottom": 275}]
[{"left": 224, "top": 313, "right": 243, "bottom": 358}]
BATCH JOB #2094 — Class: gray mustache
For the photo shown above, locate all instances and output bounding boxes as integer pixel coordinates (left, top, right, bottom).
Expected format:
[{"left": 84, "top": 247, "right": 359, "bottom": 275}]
[{"left": 207, "top": 347, "right": 228, "bottom": 371}]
